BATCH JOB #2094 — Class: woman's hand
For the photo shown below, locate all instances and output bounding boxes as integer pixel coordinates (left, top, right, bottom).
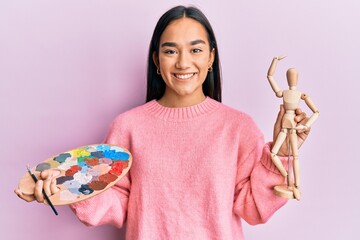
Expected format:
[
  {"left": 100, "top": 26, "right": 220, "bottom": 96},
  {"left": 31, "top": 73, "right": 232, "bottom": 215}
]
[
  {"left": 273, "top": 105, "right": 310, "bottom": 156},
  {"left": 14, "top": 169, "right": 60, "bottom": 203}
]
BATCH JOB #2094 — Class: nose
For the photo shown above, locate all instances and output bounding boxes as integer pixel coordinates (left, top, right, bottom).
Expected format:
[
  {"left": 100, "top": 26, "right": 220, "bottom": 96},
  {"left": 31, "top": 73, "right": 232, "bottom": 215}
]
[{"left": 175, "top": 52, "right": 191, "bottom": 69}]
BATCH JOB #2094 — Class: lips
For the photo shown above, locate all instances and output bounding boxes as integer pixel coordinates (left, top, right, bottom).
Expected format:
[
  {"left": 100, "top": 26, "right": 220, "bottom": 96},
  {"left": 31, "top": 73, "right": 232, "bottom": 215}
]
[{"left": 173, "top": 73, "right": 195, "bottom": 80}]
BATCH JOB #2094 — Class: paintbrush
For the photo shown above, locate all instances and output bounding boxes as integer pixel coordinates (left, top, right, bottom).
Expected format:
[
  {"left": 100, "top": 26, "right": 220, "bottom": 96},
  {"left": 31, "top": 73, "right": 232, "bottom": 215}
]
[{"left": 26, "top": 164, "right": 58, "bottom": 216}]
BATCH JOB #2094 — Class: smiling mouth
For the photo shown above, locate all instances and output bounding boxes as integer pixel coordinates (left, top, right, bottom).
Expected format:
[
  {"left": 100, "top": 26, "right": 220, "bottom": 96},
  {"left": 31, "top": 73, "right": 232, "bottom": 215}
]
[{"left": 173, "top": 73, "right": 196, "bottom": 80}]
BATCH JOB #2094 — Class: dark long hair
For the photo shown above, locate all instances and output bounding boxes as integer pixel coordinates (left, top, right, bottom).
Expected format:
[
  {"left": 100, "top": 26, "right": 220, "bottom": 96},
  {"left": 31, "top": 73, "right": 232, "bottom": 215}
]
[{"left": 146, "top": 5, "right": 222, "bottom": 102}]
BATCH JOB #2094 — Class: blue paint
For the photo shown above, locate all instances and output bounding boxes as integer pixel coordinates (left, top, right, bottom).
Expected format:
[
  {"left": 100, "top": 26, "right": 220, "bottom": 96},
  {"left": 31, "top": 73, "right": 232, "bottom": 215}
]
[
  {"left": 79, "top": 184, "right": 94, "bottom": 195},
  {"left": 103, "top": 150, "right": 130, "bottom": 160},
  {"left": 80, "top": 165, "right": 90, "bottom": 174},
  {"left": 54, "top": 153, "right": 71, "bottom": 163},
  {"left": 114, "top": 151, "right": 130, "bottom": 161},
  {"left": 68, "top": 188, "right": 81, "bottom": 195},
  {"left": 63, "top": 179, "right": 82, "bottom": 189},
  {"left": 110, "top": 146, "right": 124, "bottom": 151},
  {"left": 96, "top": 144, "right": 111, "bottom": 151},
  {"left": 78, "top": 161, "right": 89, "bottom": 168},
  {"left": 91, "top": 151, "right": 104, "bottom": 158}
]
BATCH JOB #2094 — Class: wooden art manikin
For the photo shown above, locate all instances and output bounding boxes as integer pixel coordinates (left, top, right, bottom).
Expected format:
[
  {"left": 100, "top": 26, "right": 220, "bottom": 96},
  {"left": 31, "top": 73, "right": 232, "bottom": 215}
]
[{"left": 267, "top": 56, "right": 319, "bottom": 200}]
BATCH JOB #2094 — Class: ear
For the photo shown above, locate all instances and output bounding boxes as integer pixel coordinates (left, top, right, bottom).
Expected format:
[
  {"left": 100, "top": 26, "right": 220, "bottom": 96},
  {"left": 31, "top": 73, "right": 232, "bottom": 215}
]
[
  {"left": 152, "top": 51, "right": 159, "bottom": 69},
  {"left": 209, "top": 48, "right": 215, "bottom": 66}
]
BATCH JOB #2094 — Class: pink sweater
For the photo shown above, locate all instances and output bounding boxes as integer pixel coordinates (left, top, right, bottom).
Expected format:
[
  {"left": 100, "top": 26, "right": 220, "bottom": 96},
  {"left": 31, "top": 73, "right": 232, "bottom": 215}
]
[{"left": 70, "top": 97, "right": 288, "bottom": 239}]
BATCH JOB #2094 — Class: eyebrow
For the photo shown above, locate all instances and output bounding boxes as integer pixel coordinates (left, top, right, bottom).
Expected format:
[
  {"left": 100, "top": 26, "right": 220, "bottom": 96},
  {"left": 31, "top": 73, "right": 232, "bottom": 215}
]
[{"left": 160, "top": 39, "right": 206, "bottom": 48}]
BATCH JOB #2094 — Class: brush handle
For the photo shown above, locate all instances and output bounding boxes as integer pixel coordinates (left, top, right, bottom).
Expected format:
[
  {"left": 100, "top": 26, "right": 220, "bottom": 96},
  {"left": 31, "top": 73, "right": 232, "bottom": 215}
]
[{"left": 42, "top": 189, "right": 58, "bottom": 216}]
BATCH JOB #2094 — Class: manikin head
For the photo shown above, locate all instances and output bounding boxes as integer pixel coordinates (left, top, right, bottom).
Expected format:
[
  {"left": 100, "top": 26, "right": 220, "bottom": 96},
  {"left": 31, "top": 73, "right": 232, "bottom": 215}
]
[{"left": 286, "top": 68, "right": 298, "bottom": 89}]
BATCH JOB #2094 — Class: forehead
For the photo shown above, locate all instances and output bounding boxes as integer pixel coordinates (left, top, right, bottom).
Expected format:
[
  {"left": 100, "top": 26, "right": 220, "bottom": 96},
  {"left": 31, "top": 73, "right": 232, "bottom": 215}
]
[{"left": 160, "top": 17, "right": 209, "bottom": 44}]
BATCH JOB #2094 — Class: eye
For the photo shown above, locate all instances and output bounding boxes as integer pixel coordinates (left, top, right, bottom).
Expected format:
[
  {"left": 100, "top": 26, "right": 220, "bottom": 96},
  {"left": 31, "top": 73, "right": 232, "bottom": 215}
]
[
  {"left": 164, "top": 49, "right": 177, "bottom": 54},
  {"left": 192, "top": 48, "right": 203, "bottom": 53}
]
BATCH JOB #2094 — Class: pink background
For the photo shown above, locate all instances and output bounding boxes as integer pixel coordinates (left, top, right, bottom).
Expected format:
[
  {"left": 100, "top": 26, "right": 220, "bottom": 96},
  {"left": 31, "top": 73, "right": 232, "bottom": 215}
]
[{"left": 1, "top": 0, "right": 358, "bottom": 239}]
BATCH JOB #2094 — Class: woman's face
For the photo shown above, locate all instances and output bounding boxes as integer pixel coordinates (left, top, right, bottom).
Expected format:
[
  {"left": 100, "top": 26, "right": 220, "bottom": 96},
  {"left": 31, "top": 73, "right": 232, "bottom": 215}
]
[{"left": 154, "top": 17, "right": 215, "bottom": 106}]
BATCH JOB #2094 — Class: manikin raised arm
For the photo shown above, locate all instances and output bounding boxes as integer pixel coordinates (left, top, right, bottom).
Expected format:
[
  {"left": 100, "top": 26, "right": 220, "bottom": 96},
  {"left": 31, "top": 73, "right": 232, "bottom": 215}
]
[{"left": 267, "top": 56, "right": 286, "bottom": 98}]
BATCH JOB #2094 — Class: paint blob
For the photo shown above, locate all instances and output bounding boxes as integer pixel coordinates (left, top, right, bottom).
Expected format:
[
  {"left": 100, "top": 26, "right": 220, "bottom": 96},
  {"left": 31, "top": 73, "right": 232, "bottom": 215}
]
[
  {"left": 65, "top": 165, "right": 82, "bottom": 176},
  {"left": 110, "top": 161, "right": 128, "bottom": 176},
  {"left": 79, "top": 184, "right": 94, "bottom": 195},
  {"left": 54, "top": 153, "right": 71, "bottom": 163},
  {"left": 99, "top": 173, "right": 118, "bottom": 184},
  {"left": 56, "top": 176, "right": 74, "bottom": 184},
  {"left": 85, "top": 158, "right": 99, "bottom": 166},
  {"left": 88, "top": 180, "right": 108, "bottom": 191},
  {"left": 93, "top": 164, "right": 111, "bottom": 175},
  {"left": 73, "top": 172, "right": 92, "bottom": 185},
  {"left": 36, "top": 163, "right": 51, "bottom": 171}
]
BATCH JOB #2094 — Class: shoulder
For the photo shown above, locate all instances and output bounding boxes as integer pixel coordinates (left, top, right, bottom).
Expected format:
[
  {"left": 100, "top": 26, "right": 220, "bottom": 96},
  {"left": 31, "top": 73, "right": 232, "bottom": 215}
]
[
  {"left": 216, "top": 102, "right": 263, "bottom": 140},
  {"left": 105, "top": 102, "right": 154, "bottom": 137},
  {"left": 111, "top": 101, "right": 154, "bottom": 125},
  {"left": 217, "top": 102, "right": 258, "bottom": 126},
  {"left": 104, "top": 102, "right": 152, "bottom": 146}
]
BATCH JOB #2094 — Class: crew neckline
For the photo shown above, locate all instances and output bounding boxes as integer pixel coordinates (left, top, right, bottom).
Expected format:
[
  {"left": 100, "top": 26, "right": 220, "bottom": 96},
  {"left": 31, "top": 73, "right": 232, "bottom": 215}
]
[{"left": 144, "top": 97, "right": 220, "bottom": 122}]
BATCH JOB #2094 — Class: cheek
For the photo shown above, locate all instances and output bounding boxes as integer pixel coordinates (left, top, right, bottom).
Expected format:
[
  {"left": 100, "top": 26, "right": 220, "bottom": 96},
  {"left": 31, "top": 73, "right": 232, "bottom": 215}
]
[
  {"left": 196, "top": 56, "right": 211, "bottom": 68},
  {"left": 158, "top": 55, "right": 174, "bottom": 68},
  {"left": 196, "top": 61, "right": 210, "bottom": 73}
]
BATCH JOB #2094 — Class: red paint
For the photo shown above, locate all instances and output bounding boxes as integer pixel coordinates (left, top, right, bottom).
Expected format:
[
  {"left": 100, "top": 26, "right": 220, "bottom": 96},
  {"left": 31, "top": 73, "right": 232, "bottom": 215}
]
[
  {"left": 109, "top": 161, "right": 128, "bottom": 176},
  {"left": 65, "top": 165, "right": 82, "bottom": 176}
]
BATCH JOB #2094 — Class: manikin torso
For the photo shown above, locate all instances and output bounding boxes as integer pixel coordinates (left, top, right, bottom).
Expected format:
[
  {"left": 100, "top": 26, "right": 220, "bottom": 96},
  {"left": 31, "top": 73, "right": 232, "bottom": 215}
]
[{"left": 282, "top": 89, "right": 301, "bottom": 128}]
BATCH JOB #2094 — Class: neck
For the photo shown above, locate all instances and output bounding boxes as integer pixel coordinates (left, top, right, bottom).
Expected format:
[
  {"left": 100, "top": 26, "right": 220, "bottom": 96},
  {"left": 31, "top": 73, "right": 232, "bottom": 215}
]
[{"left": 158, "top": 92, "right": 206, "bottom": 108}]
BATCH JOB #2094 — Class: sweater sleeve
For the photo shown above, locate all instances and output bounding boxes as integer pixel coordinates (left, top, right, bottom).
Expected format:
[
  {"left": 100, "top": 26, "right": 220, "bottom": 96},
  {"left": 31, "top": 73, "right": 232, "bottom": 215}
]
[
  {"left": 233, "top": 124, "right": 290, "bottom": 225},
  {"left": 69, "top": 116, "right": 131, "bottom": 228}
]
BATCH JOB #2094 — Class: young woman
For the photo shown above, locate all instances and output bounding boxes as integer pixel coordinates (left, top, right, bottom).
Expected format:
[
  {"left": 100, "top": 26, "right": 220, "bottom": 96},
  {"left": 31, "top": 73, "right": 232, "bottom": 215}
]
[{"left": 16, "top": 5, "right": 309, "bottom": 239}]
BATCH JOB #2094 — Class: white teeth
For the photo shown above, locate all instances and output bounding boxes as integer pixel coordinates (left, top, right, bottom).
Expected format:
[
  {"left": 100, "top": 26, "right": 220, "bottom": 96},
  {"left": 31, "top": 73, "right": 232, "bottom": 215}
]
[{"left": 175, "top": 73, "right": 194, "bottom": 79}]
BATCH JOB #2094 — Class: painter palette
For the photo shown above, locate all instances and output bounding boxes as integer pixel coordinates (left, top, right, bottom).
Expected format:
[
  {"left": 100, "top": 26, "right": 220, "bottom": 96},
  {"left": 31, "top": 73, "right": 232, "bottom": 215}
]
[{"left": 19, "top": 144, "right": 132, "bottom": 205}]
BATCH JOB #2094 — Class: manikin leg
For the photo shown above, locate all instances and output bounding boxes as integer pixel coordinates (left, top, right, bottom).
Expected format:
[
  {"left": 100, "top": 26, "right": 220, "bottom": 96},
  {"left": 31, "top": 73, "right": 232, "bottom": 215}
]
[
  {"left": 271, "top": 129, "right": 288, "bottom": 177},
  {"left": 290, "top": 129, "right": 301, "bottom": 200}
]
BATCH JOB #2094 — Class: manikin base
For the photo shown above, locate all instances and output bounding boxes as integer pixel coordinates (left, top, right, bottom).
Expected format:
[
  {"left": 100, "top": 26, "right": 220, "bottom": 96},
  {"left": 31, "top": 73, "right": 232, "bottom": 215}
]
[{"left": 273, "top": 184, "right": 299, "bottom": 199}]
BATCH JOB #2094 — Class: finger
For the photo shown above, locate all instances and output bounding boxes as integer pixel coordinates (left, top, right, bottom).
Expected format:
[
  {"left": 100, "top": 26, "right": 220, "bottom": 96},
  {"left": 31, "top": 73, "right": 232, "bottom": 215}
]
[
  {"left": 14, "top": 188, "right": 36, "bottom": 202},
  {"left": 295, "top": 108, "right": 302, "bottom": 115},
  {"left": 303, "top": 126, "right": 311, "bottom": 135},
  {"left": 41, "top": 169, "right": 61, "bottom": 180},
  {"left": 40, "top": 170, "right": 50, "bottom": 180},
  {"left": 296, "top": 127, "right": 306, "bottom": 133},
  {"left": 297, "top": 130, "right": 309, "bottom": 143},
  {"left": 50, "top": 178, "right": 60, "bottom": 194},
  {"left": 43, "top": 177, "right": 52, "bottom": 196},
  {"left": 295, "top": 112, "right": 307, "bottom": 123},
  {"left": 300, "top": 119, "right": 309, "bottom": 128},
  {"left": 34, "top": 180, "right": 44, "bottom": 203}
]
